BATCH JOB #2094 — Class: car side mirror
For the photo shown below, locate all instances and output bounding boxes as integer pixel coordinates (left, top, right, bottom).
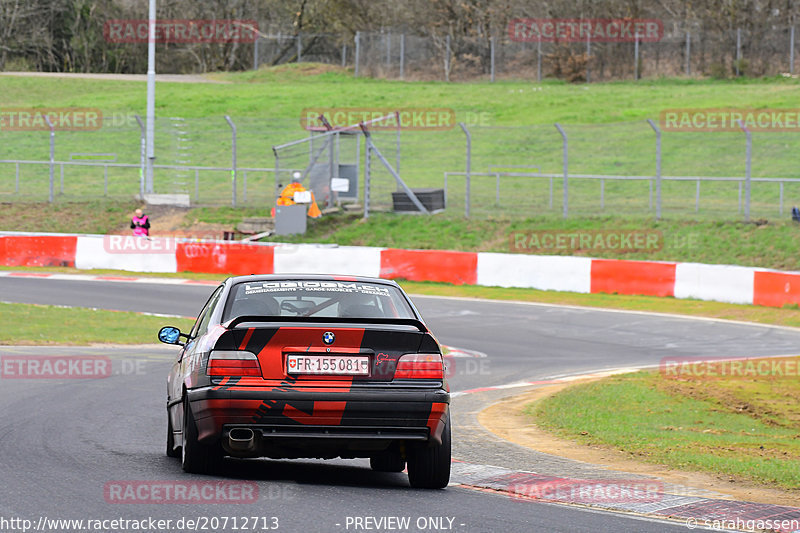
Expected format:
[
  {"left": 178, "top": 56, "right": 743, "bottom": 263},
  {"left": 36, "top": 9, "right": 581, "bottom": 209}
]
[{"left": 158, "top": 326, "right": 186, "bottom": 346}]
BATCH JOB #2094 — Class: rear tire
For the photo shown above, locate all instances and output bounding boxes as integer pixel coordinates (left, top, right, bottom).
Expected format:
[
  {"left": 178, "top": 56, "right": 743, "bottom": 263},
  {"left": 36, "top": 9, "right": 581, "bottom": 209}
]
[
  {"left": 181, "top": 397, "right": 223, "bottom": 474},
  {"left": 166, "top": 408, "right": 180, "bottom": 458},
  {"left": 370, "top": 451, "right": 405, "bottom": 472},
  {"left": 407, "top": 415, "right": 451, "bottom": 489}
]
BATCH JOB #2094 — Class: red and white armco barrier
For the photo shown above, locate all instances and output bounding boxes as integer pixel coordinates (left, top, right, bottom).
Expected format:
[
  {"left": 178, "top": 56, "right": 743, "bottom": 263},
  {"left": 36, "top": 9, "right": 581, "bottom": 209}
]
[{"left": 2, "top": 231, "right": 800, "bottom": 309}]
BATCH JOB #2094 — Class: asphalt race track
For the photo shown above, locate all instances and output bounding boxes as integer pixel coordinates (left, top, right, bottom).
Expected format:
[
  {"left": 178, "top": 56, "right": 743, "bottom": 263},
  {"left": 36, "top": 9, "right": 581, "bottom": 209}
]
[{"left": 3, "top": 276, "right": 800, "bottom": 533}]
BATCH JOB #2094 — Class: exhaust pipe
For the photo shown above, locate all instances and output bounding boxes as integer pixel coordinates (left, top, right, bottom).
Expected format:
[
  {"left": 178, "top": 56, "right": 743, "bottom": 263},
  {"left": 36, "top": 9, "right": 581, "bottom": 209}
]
[{"left": 228, "top": 428, "right": 256, "bottom": 453}]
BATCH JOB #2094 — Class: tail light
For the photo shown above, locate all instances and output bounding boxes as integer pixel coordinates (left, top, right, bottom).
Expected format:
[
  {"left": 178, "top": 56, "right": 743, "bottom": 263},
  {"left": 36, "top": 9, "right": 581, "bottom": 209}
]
[
  {"left": 207, "top": 350, "right": 261, "bottom": 377},
  {"left": 394, "top": 353, "right": 444, "bottom": 379}
]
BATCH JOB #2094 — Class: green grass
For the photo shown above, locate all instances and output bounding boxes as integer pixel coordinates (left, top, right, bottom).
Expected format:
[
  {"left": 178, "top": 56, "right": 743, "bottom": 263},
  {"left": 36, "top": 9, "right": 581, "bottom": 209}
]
[
  {"left": 4, "top": 66, "right": 800, "bottom": 123},
  {"left": 6, "top": 201, "right": 800, "bottom": 270},
  {"left": 0, "top": 200, "right": 140, "bottom": 234},
  {"left": 260, "top": 213, "right": 800, "bottom": 271},
  {"left": 529, "top": 363, "right": 800, "bottom": 488},
  {"left": 0, "top": 302, "right": 195, "bottom": 345},
  {"left": 3, "top": 67, "right": 800, "bottom": 217}
]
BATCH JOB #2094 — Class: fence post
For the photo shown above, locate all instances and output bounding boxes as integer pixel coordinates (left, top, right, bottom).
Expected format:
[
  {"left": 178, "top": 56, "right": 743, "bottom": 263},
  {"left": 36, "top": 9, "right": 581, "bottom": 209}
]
[
  {"left": 297, "top": 32, "right": 302, "bottom": 62},
  {"left": 45, "top": 114, "right": 55, "bottom": 203},
  {"left": 537, "top": 34, "right": 542, "bottom": 82},
  {"left": 737, "top": 119, "right": 751, "bottom": 221},
  {"left": 634, "top": 33, "right": 640, "bottom": 80},
  {"left": 134, "top": 114, "right": 146, "bottom": 199},
  {"left": 445, "top": 34, "right": 451, "bottom": 82},
  {"left": 586, "top": 33, "right": 591, "bottom": 83},
  {"left": 386, "top": 31, "right": 391, "bottom": 73},
  {"left": 647, "top": 119, "right": 662, "bottom": 220},
  {"left": 400, "top": 34, "right": 405, "bottom": 79},
  {"left": 354, "top": 32, "right": 360, "bottom": 77},
  {"left": 490, "top": 36, "right": 496, "bottom": 82},
  {"left": 791, "top": 26, "right": 795, "bottom": 75},
  {"left": 253, "top": 37, "right": 259, "bottom": 70},
  {"left": 272, "top": 148, "right": 280, "bottom": 206},
  {"left": 363, "top": 126, "right": 371, "bottom": 219},
  {"left": 225, "top": 115, "right": 237, "bottom": 207},
  {"left": 341, "top": 44, "right": 347, "bottom": 67},
  {"left": 395, "top": 111, "right": 401, "bottom": 175},
  {"left": 555, "top": 123, "right": 568, "bottom": 218},
  {"left": 735, "top": 28, "right": 741, "bottom": 76},
  {"left": 685, "top": 31, "right": 691, "bottom": 75},
  {"left": 459, "top": 122, "right": 471, "bottom": 218}
]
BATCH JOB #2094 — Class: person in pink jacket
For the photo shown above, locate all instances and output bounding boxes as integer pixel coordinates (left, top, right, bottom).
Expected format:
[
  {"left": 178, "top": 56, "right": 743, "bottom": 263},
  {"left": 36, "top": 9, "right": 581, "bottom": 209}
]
[{"left": 130, "top": 209, "right": 151, "bottom": 237}]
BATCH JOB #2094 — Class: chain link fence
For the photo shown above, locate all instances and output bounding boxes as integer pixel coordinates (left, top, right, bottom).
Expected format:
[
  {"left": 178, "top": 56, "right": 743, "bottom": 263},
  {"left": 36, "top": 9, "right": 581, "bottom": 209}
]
[
  {"left": 251, "top": 23, "right": 800, "bottom": 81},
  {"left": 3, "top": 116, "right": 800, "bottom": 221}
]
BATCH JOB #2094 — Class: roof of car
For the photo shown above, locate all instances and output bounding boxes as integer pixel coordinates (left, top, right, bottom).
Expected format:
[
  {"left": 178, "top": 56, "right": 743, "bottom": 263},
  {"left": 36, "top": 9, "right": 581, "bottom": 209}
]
[{"left": 225, "top": 274, "right": 402, "bottom": 288}]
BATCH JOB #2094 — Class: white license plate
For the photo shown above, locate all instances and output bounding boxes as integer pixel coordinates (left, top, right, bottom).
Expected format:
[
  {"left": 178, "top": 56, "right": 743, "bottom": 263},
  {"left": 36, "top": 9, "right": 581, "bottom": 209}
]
[{"left": 286, "top": 354, "right": 370, "bottom": 375}]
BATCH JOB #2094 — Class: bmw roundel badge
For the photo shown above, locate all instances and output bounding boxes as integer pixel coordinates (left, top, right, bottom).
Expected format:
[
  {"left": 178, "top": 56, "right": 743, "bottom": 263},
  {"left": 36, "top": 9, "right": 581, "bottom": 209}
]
[{"left": 323, "top": 331, "right": 335, "bottom": 345}]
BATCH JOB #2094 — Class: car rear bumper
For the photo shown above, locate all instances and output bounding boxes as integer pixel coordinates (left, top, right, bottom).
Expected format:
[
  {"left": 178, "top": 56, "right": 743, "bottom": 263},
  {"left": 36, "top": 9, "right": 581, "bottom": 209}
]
[{"left": 185, "top": 385, "right": 450, "bottom": 456}]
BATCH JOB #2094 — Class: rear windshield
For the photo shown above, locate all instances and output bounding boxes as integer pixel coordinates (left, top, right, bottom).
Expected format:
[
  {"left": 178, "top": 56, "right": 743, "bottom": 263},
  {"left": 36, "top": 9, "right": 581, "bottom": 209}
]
[{"left": 223, "top": 280, "right": 416, "bottom": 321}]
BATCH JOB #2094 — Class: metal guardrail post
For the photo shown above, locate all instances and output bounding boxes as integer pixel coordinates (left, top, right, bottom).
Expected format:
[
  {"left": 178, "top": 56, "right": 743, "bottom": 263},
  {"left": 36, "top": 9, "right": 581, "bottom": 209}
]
[
  {"left": 554, "top": 123, "right": 568, "bottom": 218},
  {"left": 737, "top": 119, "right": 752, "bottom": 221},
  {"left": 44, "top": 115, "right": 55, "bottom": 203},
  {"left": 459, "top": 122, "right": 471, "bottom": 218},
  {"left": 647, "top": 119, "right": 662, "bottom": 220},
  {"left": 134, "top": 114, "right": 145, "bottom": 199},
  {"left": 225, "top": 115, "right": 237, "bottom": 207}
]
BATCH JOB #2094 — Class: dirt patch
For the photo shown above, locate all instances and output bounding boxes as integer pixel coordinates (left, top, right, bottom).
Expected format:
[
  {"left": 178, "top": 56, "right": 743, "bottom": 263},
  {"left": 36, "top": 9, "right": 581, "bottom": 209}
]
[
  {"left": 113, "top": 205, "right": 231, "bottom": 238},
  {"left": 478, "top": 381, "right": 800, "bottom": 507},
  {"left": 654, "top": 374, "right": 800, "bottom": 430}
]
